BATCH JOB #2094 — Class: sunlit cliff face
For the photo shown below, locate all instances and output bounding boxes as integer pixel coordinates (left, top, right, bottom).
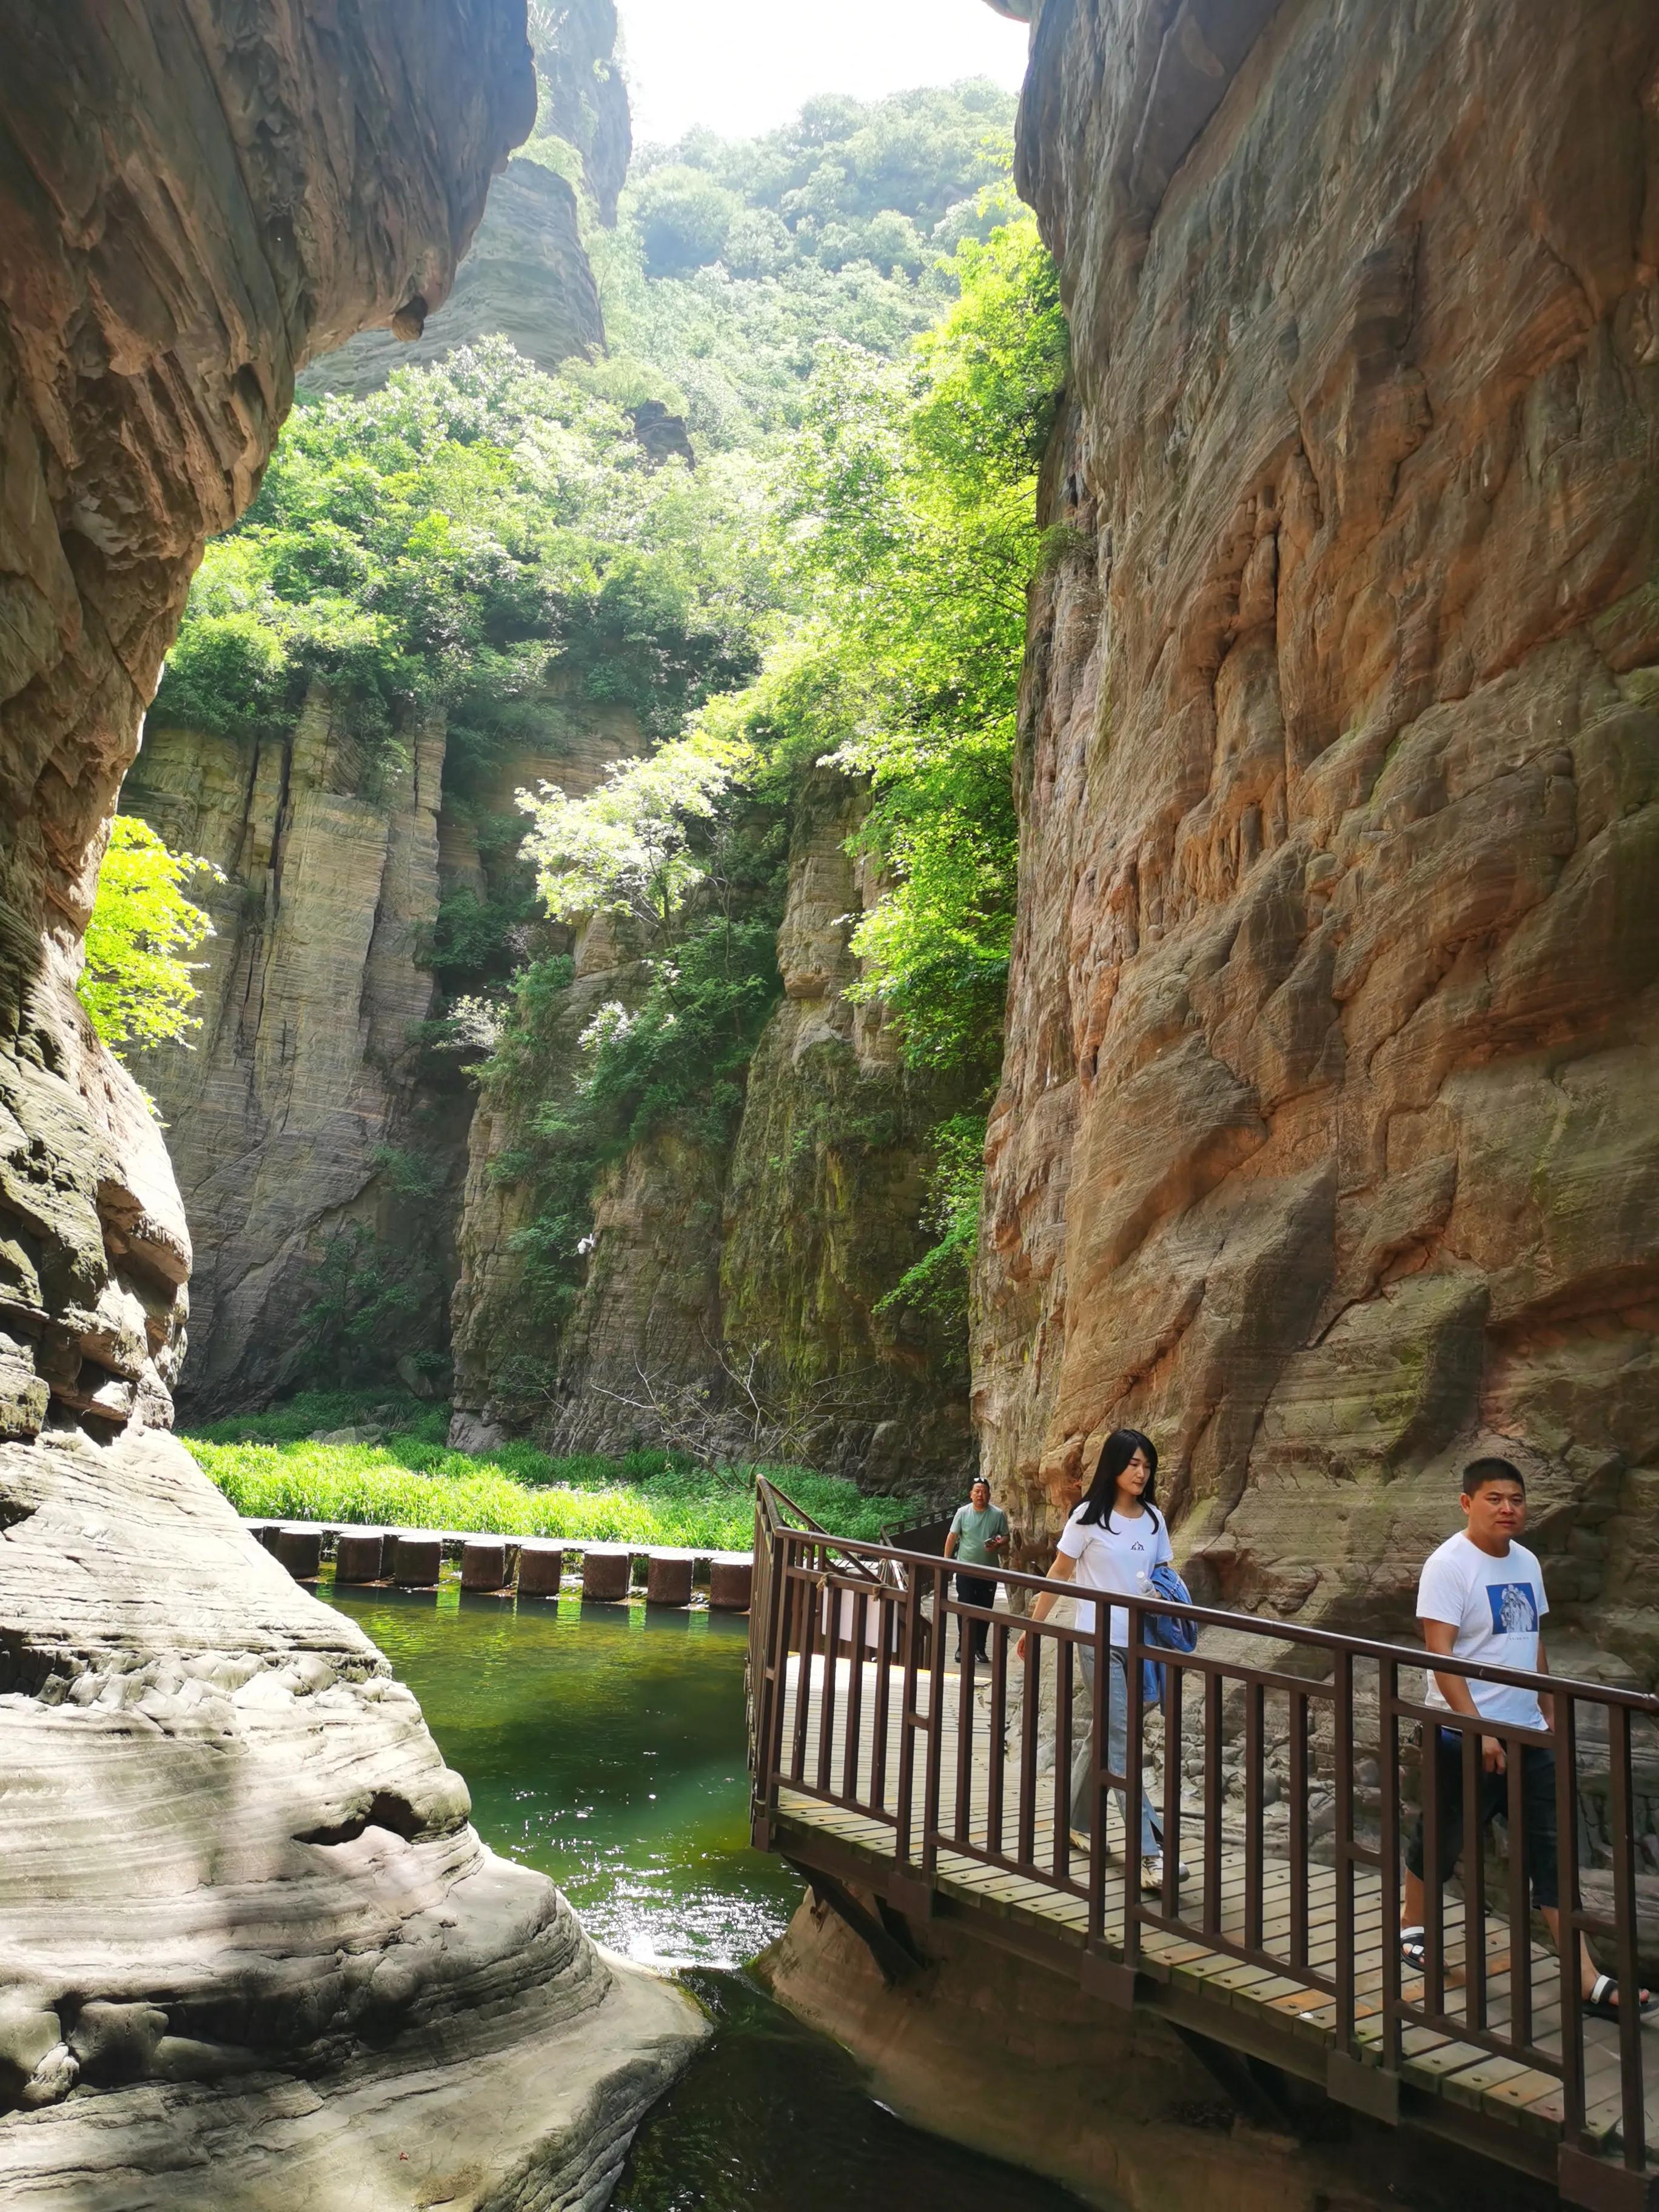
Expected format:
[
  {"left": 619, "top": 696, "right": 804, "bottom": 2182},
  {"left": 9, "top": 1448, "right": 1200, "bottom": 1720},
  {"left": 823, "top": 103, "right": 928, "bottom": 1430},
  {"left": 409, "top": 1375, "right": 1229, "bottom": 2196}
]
[{"left": 976, "top": 0, "right": 1659, "bottom": 1677}]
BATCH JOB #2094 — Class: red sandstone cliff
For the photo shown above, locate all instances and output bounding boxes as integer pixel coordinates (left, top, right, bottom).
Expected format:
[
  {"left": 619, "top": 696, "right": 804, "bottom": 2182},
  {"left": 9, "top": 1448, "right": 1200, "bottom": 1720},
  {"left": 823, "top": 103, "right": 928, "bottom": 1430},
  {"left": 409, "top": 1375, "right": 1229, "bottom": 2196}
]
[{"left": 976, "top": 0, "right": 1659, "bottom": 1675}]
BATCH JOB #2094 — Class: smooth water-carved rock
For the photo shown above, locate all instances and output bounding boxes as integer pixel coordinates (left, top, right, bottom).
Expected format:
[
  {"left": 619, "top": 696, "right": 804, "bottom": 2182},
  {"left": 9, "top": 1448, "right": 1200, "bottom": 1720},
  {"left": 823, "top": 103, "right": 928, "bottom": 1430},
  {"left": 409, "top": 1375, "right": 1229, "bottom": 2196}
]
[
  {"left": 977, "top": 0, "right": 1659, "bottom": 1670},
  {"left": 0, "top": 0, "right": 701, "bottom": 2199}
]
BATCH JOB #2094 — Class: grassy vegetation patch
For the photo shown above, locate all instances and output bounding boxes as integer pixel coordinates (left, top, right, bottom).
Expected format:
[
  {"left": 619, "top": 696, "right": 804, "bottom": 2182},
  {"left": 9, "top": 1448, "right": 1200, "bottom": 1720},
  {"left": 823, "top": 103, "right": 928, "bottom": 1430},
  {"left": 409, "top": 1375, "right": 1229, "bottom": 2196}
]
[{"left": 183, "top": 1392, "right": 917, "bottom": 1550}]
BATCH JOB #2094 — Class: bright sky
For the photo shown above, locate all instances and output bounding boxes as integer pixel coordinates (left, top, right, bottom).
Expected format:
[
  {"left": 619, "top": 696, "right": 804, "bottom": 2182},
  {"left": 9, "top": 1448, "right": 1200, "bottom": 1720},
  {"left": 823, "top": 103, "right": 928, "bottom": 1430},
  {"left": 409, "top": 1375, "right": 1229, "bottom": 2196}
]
[{"left": 615, "top": 0, "right": 1030, "bottom": 147}]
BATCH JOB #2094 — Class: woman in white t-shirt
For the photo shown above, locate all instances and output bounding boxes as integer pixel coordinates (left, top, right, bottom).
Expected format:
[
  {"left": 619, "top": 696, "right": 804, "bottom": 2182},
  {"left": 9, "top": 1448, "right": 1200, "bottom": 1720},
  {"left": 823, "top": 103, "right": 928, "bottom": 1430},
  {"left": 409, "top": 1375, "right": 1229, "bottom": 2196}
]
[{"left": 1018, "top": 1427, "right": 1178, "bottom": 1894}]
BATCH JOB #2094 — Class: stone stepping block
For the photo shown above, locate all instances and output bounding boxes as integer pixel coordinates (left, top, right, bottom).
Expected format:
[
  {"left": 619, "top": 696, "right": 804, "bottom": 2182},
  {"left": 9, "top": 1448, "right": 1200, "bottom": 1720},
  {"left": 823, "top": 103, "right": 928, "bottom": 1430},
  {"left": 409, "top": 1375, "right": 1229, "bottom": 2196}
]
[
  {"left": 390, "top": 1533, "right": 442, "bottom": 1588},
  {"left": 645, "top": 1552, "right": 694, "bottom": 1607},
  {"left": 461, "top": 1538, "right": 511, "bottom": 1593},
  {"left": 334, "top": 1529, "right": 387, "bottom": 1583},
  {"left": 274, "top": 1526, "right": 322, "bottom": 1580},
  {"left": 517, "top": 1541, "right": 564, "bottom": 1597},
  {"left": 708, "top": 1553, "right": 753, "bottom": 1612},
  {"left": 581, "top": 1544, "right": 631, "bottom": 1602}
]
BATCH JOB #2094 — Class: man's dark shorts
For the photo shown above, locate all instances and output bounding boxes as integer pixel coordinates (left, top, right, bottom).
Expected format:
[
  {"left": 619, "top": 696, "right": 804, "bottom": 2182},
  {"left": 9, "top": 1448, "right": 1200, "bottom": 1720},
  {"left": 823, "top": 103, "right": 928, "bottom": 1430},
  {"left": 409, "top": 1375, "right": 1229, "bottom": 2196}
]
[{"left": 1405, "top": 1726, "right": 1558, "bottom": 1909}]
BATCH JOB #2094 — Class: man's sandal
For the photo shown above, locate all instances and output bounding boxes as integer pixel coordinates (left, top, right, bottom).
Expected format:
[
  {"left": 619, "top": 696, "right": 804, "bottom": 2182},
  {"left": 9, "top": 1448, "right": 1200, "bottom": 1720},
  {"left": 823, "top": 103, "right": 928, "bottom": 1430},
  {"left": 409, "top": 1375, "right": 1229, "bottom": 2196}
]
[
  {"left": 1584, "top": 1973, "right": 1657, "bottom": 2022},
  {"left": 1401, "top": 1928, "right": 1426, "bottom": 1973}
]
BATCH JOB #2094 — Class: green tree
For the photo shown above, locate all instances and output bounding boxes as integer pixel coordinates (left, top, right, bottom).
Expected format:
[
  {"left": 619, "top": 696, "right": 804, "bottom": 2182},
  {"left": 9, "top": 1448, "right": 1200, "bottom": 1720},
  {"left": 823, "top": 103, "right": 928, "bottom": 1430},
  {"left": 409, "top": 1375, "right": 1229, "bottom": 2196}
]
[
  {"left": 78, "top": 816, "right": 222, "bottom": 1056},
  {"left": 518, "top": 732, "right": 750, "bottom": 939}
]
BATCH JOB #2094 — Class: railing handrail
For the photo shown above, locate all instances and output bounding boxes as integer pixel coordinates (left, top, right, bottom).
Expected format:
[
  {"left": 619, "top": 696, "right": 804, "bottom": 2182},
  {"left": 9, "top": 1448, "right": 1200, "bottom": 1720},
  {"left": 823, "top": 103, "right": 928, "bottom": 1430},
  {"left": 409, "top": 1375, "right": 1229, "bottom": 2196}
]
[{"left": 756, "top": 1479, "right": 1659, "bottom": 1715}]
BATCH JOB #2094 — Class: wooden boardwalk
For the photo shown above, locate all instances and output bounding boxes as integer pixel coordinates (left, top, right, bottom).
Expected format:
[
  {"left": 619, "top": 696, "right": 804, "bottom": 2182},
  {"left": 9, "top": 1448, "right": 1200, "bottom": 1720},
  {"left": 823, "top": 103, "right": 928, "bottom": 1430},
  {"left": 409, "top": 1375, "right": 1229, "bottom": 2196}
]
[{"left": 771, "top": 1649, "right": 1659, "bottom": 2177}]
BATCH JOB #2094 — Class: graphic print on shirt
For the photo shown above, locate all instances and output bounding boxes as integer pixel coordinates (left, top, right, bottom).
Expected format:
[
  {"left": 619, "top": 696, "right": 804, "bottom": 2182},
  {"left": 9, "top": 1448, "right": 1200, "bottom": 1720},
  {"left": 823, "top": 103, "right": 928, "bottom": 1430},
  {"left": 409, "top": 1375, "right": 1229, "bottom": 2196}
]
[{"left": 1487, "top": 1583, "right": 1540, "bottom": 1635}]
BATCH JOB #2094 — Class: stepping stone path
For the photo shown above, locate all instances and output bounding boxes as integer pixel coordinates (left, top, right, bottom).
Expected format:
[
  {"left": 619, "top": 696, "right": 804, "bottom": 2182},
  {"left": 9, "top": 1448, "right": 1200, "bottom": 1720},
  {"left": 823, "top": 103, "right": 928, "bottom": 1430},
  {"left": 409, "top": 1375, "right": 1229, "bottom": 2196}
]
[{"left": 243, "top": 1520, "right": 753, "bottom": 1610}]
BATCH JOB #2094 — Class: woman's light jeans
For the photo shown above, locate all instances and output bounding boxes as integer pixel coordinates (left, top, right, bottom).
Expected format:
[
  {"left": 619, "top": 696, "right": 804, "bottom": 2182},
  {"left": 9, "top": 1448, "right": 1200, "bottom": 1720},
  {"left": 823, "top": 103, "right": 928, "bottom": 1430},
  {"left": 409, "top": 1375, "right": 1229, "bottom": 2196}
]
[{"left": 1068, "top": 1646, "right": 1162, "bottom": 1858}]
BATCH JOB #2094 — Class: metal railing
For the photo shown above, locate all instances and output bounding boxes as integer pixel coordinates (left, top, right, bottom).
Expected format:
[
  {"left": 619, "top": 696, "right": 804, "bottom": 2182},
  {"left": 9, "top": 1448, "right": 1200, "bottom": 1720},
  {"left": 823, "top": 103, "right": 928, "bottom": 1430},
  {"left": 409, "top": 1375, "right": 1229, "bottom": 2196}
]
[{"left": 748, "top": 1478, "right": 1659, "bottom": 2191}]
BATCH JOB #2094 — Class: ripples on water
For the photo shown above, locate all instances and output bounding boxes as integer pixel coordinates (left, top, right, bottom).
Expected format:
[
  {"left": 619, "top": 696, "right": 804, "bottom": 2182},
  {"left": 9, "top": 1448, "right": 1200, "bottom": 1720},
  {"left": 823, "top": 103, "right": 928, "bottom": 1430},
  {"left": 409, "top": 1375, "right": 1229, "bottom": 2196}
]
[{"left": 327, "top": 1580, "right": 1085, "bottom": 2211}]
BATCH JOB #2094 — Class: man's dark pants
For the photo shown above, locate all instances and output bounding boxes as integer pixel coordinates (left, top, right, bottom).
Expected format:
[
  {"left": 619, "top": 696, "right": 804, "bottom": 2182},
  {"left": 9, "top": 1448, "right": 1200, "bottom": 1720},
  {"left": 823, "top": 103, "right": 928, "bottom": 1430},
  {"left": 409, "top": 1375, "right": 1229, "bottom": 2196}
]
[
  {"left": 1405, "top": 1727, "right": 1560, "bottom": 1909},
  {"left": 954, "top": 1573, "right": 998, "bottom": 1663}
]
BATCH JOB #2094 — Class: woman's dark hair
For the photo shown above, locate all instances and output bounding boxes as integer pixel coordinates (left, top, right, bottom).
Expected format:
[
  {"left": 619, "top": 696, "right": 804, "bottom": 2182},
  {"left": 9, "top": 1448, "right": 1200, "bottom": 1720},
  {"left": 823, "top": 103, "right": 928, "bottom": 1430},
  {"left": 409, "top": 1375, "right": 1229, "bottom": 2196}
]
[{"left": 1077, "top": 1427, "right": 1159, "bottom": 1529}]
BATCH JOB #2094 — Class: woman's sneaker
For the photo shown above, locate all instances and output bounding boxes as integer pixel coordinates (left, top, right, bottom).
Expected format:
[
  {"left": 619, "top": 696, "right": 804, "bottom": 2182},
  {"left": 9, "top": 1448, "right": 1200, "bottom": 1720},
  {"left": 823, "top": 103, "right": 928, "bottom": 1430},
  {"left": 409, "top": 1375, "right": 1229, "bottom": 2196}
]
[{"left": 1141, "top": 1853, "right": 1187, "bottom": 1893}]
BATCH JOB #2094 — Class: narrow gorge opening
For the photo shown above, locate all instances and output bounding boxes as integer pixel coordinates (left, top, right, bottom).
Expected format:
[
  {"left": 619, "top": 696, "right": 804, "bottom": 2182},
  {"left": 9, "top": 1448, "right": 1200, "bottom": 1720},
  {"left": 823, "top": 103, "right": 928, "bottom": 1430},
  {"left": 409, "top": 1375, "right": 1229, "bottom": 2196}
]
[{"left": 4, "top": 0, "right": 1659, "bottom": 2206}]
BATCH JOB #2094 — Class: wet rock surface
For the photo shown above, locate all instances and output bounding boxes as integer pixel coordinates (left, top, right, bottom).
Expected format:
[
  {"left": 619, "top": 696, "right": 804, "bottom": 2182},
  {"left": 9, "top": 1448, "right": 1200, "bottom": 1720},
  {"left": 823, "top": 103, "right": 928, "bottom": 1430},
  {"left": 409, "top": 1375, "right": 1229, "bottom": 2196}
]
[
  {"left": 977, "top": 0, "right": 1659, "bottom": 1664},
  {"left": 0, "top": 0, "right": 701, "bottom": 2198}
]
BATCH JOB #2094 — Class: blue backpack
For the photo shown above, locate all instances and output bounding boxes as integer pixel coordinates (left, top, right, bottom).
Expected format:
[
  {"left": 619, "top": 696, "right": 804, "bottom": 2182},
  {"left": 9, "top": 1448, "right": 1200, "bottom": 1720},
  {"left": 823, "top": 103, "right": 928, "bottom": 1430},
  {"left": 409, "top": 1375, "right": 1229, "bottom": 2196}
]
[{"left": 1142, "top": 1557, "right": 1198, "bottom": 1707}]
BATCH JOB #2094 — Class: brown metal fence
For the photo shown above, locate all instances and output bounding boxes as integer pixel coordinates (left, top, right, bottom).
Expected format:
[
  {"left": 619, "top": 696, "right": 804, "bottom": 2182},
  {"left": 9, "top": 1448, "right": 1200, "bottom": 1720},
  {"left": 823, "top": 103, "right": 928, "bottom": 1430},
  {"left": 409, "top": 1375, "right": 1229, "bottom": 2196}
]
[{"left": 747, "top": 1478, "right": 1659, "bottom": 2196}]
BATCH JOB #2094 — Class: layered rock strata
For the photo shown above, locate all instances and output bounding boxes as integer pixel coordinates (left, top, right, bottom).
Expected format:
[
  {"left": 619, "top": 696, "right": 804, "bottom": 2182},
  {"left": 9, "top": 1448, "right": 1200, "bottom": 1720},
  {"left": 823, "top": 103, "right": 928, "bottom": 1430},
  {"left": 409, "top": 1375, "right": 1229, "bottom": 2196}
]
[
  {"left": 125, "top": 697, "right": 461, "bottom": 1408},
  {"left": 0, "top": 0, "right": 700, "bottom": 2197},
  {"left": 977, "top": 0, "right": 1659, "bottom": 1675},
  {"left": 451, "top": 770, "right": 976, "bottom": 1492}
]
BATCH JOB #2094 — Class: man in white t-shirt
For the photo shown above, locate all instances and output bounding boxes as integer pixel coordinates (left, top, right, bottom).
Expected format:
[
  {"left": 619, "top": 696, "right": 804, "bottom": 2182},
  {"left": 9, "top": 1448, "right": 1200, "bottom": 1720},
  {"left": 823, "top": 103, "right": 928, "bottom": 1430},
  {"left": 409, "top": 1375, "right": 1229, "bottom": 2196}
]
[{"left": 1402, "top": 1457, "right": 1651, "bottom": 2020}]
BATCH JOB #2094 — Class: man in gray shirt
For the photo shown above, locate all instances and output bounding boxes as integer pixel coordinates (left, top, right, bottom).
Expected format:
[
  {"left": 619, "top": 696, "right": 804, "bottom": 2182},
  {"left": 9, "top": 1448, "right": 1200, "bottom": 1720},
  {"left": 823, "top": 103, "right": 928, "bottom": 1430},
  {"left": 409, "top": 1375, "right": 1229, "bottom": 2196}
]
[{"left": 944, "top": 1475, "right": 1010, "bottom": 1664}]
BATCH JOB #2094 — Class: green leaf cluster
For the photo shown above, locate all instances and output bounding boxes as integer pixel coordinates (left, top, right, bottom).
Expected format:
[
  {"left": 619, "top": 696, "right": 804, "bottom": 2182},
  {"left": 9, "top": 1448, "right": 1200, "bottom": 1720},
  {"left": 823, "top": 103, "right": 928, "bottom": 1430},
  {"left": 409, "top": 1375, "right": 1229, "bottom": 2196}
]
[
  {"left": 723, "top": 215, "right": 1067, "bottom": 1094},
  {"left": 152, "top": 338, "right": 775, "bottom": 785},
  {"left": 78, "top": 816, "right": 223, "bottom": 1059},
  {"left": 591, "top": 82, "right": 1021, "bottom": 449}
]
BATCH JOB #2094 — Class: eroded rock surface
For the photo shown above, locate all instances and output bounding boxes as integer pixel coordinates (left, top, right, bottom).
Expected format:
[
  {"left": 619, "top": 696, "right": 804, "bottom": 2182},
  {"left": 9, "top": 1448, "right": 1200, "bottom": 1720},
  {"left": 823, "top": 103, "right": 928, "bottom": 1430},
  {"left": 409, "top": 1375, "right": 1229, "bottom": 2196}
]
[
  {"left": 301, "top": 155, "right": 605, "bottom": 398},
  {"left": 977, "top": 0, "right": 1659, "bottom": 1667},
  {"left": 0, "top": 0, "right": 700, "bottom": 2197}
]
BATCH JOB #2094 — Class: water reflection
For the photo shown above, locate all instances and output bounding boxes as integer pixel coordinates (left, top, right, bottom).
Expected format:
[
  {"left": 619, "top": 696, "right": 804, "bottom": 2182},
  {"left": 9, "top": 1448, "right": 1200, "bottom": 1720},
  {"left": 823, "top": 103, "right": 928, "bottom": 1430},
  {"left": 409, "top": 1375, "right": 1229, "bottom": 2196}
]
[{"left": 326, "top": 1580, "right": 799, "bottom": 1965}]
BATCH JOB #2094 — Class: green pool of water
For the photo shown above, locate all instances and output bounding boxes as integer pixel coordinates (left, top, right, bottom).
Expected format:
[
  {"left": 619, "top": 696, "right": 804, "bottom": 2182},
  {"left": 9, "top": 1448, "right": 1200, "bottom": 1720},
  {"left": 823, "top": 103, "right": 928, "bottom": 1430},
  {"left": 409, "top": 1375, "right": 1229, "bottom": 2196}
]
[{"left": 326, "top": 1580, "right": 1085, "bottom": 2211}]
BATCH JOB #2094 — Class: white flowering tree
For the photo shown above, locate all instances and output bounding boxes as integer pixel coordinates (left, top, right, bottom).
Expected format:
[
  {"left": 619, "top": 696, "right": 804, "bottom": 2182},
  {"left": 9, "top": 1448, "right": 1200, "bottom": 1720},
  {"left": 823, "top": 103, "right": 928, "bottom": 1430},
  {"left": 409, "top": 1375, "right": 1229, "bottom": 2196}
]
[{"left": 517, "top": 736, "right": 746, "bottom": 940}]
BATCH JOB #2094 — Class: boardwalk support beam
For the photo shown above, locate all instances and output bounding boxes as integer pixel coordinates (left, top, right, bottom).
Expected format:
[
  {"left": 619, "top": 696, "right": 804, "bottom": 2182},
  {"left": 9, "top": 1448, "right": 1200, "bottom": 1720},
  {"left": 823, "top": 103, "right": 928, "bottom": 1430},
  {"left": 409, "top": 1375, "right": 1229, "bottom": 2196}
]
[
  {"left": 1171, "top": 2025, "right": 1300, "bottom": 2130},
  {"left": 1559, "top": 2147, "right": 1659, "bottom": 2212},
  {"left": 791, "top": 1860, "right": 925, "bottom": 1985},
  {"left": 1326, "top": 2050, "right": 1399, "bottom": 2125}
]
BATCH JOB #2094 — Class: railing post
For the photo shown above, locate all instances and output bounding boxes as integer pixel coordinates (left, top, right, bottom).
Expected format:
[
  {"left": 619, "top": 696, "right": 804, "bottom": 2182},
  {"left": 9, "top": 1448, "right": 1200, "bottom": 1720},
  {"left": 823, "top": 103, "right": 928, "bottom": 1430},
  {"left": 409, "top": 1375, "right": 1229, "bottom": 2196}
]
[
  {"left": 1378, "top": 1656, "right": 1403, "bottom": 2074},
  {"left": 1090, "top": 1600, "right": 1110, "bottom": 1944},
  {"left": 922, "top": 1560, "right": 947, "bottom": 1886},
  {"left": 1123, "top": 1594, "right": 1145, "bottom": 1976},
  {"left": 1333, "top": 1646, "right": 1356, "bottom": 2060},
  {"left": 893, "top": 1551, "right": 925, "bottom": 1891},
  {"left": 749, "top": 1498, "right": 782, "bottom": 1847},
  {"left": 1606, "top": 1698, "right": 1646, "bottom": 2171},
  {"left": 1557, "top": 1687, "right": 1586, "bottom": 2156}
]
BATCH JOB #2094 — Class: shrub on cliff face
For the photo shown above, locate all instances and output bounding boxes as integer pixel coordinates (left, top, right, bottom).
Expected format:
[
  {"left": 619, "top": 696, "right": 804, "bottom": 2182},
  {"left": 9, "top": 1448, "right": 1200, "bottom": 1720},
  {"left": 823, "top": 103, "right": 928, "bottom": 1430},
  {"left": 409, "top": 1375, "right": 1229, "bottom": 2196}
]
[{"left": 78, "top": 817, "right": 222, "bottom": 1061}]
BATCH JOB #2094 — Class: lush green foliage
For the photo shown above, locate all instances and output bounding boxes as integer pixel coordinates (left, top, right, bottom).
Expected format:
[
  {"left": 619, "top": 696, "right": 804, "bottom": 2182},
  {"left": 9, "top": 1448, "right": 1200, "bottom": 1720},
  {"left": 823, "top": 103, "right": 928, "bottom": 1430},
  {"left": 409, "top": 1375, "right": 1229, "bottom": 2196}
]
[
  {"left": 809, "top": 220, "right": 1065, "bottom": 1085},
  {"left": 184, "top": 1392, "right": 919, "bottom": 1547},
  {"left": 78, "top": 817, "right": 222, "bottom": 1056},
  {"left": 874, "top": 1112, "right": 987, "bottom": 1331},
  {"left": 591, "top": 83, "right": 1019, "bottom": 449},
  {"left": 520, "top": 731, "right": 749, "bottom": 936},
  {"left": 152, "top": 341, "right": 772, "bottom": 782},
  {"left": 487, "top": 903, "right": 785, "bottom": 1322},
  {"left": 293, "top": 1222, "right": 426, "bottom": 1389}
]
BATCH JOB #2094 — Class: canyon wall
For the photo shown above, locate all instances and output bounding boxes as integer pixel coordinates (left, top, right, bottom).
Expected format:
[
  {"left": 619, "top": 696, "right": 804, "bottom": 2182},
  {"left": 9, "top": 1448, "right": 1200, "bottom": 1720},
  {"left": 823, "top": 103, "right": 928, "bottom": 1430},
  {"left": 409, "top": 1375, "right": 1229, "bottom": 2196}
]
[
  {"left": 0, "top": 2, "right": 699, "bottom": 2201},
  {"left": 977, "top": 0, "right": 1659, "bottom": 1672},
  {"left": 127, "top": 694, "right": 643, "bottom": 1413},
  {"left": 451, "top": 768, "right": 976, "bottom": 1492}
]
